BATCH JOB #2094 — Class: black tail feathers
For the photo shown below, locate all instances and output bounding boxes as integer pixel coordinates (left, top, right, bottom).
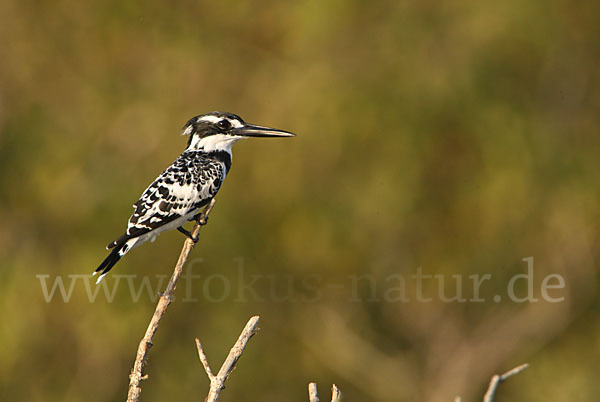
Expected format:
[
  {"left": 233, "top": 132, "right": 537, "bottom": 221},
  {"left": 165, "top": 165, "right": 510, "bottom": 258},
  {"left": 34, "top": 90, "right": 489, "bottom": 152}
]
[
  {"left": 94, "top": 243, "right": 125, "bottom": 282},
  {"left": 107, "top": 233, "right": 128, "bottom": 250}
]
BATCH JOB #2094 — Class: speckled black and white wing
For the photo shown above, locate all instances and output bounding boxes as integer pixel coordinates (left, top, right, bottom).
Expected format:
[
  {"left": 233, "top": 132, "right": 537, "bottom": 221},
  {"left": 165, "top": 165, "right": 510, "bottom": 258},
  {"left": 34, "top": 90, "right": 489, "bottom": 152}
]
[
  {"left": 124, "top": 152, "right": 226, "bottom": 242},
  {"left": 94, "top": 151, "right": 229, "bottom": 282}
]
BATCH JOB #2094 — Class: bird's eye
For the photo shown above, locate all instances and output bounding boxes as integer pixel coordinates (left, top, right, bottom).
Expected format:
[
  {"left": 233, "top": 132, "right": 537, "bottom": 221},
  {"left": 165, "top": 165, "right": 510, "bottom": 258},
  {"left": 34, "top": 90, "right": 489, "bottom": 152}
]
[{"left": 217, "top": 120, "right": 231, "bottom": 130}]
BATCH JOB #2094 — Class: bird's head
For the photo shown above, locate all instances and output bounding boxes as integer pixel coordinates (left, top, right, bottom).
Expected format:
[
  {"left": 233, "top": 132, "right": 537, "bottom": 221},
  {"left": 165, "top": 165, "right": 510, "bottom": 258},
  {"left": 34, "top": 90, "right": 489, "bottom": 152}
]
[{"left": 182, "top": 112, "right": 294, "bottom": 153}]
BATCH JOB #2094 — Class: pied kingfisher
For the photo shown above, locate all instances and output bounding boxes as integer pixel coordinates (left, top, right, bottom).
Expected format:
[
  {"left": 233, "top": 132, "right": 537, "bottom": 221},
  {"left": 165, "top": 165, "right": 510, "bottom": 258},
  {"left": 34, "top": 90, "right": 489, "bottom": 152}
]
[{"left": 94, "top": 112, "right": 294, "bottom": 283}]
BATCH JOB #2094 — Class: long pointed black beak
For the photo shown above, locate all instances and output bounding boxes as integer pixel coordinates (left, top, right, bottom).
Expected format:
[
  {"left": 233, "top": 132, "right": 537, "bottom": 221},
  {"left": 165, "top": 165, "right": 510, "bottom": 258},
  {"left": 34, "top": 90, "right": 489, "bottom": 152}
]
[{"left": 231, "top": 123, "right": 295, "bottom": 138}]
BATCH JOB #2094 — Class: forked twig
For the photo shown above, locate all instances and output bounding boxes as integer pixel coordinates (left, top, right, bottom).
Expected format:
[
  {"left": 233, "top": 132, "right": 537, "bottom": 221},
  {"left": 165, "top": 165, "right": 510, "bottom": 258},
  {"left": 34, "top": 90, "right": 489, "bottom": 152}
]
[
  {"left": 195, "top": 316, "right": 261, "bottom": 402},
  {"left": 483, "top": 363, "right": 529, "bottom": 402},
  {"left": 126, "top": 199, "right": 217, "bottom": 402}
]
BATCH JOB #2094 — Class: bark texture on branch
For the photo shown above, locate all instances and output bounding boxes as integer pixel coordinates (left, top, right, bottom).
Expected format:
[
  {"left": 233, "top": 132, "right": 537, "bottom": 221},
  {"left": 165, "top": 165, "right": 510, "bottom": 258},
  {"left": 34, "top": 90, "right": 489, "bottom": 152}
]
[
  {"left": 308, "top": 383, "right": 320, "bottom": 402},
  {"left": 126, "top": 199, "right": 217, "bottom": 402}
]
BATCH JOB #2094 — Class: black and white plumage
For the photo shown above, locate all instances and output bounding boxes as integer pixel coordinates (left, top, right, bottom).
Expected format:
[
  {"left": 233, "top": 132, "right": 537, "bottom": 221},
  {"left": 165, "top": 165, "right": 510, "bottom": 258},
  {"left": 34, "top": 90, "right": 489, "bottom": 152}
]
[{"left": 94, "top": 111, "right": 294, "bottom": 283}]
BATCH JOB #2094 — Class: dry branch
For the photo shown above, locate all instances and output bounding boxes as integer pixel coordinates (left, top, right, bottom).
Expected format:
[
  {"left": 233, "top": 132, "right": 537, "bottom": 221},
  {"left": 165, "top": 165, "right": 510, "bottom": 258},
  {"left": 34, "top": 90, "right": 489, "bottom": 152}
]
[
  {"left": 126, "top": 199, "right": 217, "bottom": 402},
  {"left": 308, "top": 383, "right": 320, "bottom": 402},
  {"left": 453, "top": 363, "right": 528, "bottom": 402},
  {"left": 483, "top": 363, "right": 529, "bottom": 402},
  {"left": 195, "top": 316, "right": 260, "bottom": 402},
  {"left": 308, "top": 382, "right": 342, "bottom": 402},
  {"left": 331, "top": 384, "right": 342, "bottom": 402}
]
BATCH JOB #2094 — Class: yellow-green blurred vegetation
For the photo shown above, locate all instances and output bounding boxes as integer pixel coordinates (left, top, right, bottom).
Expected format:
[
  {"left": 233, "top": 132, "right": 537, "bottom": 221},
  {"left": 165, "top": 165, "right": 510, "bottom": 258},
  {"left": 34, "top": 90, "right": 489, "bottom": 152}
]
[{"left": 1, "top": 0, "right": 599, "bottom": 401}]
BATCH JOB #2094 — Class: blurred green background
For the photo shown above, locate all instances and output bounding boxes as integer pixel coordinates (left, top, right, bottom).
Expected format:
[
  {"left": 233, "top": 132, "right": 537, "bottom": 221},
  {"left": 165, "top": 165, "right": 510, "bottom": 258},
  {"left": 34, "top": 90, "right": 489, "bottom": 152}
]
[{"left": 1, "top": 0, "right": 599, "bottom": 401}]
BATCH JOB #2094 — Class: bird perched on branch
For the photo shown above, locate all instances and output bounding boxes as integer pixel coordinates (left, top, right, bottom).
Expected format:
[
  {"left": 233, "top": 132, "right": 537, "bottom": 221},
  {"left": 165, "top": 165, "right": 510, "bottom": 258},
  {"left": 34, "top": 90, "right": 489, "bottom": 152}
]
[{"left": 94, "top": 112, "right": 294, "bottom": 283}]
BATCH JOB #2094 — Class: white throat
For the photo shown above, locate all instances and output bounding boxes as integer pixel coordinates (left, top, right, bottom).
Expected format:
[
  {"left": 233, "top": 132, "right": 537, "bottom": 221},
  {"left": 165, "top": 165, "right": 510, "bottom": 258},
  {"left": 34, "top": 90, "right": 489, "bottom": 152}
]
[{"left": 188, "top": 134, "right": 245, "bottom": 154}]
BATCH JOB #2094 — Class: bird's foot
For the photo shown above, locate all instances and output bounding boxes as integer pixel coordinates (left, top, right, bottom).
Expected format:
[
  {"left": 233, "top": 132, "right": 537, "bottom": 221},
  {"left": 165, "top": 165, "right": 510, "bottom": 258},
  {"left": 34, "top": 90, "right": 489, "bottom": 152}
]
[
  {"left": 177, "top": 226, "right": 199, "bottom": 243},
  {"left": 194, "top": 213, "right": 208, "bottom": 226}
]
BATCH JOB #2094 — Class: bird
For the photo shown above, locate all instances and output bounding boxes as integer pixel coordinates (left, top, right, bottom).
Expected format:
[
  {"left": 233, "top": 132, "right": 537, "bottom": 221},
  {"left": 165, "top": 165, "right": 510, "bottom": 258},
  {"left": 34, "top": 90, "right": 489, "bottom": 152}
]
[{"left": 93, "top": 111, "right": 294, "bottom": 283}]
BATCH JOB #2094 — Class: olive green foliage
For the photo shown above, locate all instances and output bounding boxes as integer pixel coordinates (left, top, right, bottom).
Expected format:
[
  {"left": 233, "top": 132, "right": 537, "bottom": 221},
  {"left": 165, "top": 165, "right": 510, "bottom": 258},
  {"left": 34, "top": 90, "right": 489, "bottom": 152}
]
[{"left": 1, "top": 1, "right": 599, "bottom": 401}]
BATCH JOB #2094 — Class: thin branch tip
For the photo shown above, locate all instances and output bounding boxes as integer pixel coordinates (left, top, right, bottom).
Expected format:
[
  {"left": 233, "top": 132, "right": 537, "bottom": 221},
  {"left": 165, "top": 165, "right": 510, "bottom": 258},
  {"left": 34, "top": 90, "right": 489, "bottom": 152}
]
[
  {"left": 331, "top": 384, "right": 342, "bottom": 402},
  {"left": 308, "top": 382, "right": 342, "bottom": 402},
  {"left": 308, "top": 382, "right": 320, "bottom": 402},
  {"left": 195, "top": 338, "right": 215, "bottom": 380},
  {"left": 501, "top": 363, "right": 529, "bottom": 380},
  {"left": 483, "top": 363, "right": 529, "bottom": 402}
]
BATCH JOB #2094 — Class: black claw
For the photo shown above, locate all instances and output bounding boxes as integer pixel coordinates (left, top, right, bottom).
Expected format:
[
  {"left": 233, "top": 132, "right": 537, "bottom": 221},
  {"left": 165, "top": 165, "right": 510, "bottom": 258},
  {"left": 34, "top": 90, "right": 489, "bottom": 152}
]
[
  {"left": 194, "top": 213, "right": 208, "bottom": 226},
  {"left": 177, "top": 226, "right": 199, "bottom": 242}
]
